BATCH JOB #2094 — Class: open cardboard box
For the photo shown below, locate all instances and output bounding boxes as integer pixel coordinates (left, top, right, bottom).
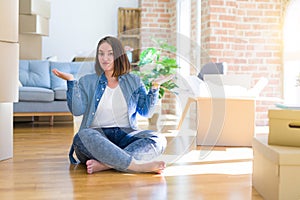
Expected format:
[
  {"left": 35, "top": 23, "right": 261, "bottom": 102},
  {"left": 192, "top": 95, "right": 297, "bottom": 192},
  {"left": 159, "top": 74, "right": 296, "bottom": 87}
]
[{"left": 177, "top": 74, "right": 267, "bottom": 146}]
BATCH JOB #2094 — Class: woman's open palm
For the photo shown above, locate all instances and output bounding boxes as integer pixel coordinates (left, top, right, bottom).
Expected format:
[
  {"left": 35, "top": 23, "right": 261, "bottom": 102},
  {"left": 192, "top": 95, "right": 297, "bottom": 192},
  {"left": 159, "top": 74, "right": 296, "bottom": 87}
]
[{"left": 52, "top": 68, "right": 74, "bottom": 81}]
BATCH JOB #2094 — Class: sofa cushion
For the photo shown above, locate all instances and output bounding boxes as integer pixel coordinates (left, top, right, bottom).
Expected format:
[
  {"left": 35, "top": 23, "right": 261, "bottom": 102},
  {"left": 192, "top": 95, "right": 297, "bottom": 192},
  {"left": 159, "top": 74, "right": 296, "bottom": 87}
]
[
  {"left": 14, "top": 101, "right": 70, "bottom": 113},
  {"left": 53, "top": 87, "right": 66, "bottom": 100},
  {"left": 49, "top": 61, "right": 95, "bottom": 90},
  {"left": 19, "top": 87, "right": 54, "bottom": 102},
  {"left": 19, "top": 60, "right": 51, "bottom": 88}
]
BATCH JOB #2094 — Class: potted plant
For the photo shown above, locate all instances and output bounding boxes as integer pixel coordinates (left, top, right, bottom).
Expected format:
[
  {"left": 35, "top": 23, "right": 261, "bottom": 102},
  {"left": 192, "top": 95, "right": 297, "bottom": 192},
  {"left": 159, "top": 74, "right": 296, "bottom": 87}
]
[
  {"left": 124, "top": 45, "right": 134, "bottom": 63},
  {"left": 132, "top": 38, "right": 179, "bottom": 99}
]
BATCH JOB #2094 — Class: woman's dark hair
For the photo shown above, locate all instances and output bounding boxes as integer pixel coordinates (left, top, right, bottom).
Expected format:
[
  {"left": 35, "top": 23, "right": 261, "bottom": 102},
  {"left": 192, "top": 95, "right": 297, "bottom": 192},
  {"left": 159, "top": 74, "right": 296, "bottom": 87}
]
[{"left": 94, "top": 36, "right": 131, "bottom": 77}]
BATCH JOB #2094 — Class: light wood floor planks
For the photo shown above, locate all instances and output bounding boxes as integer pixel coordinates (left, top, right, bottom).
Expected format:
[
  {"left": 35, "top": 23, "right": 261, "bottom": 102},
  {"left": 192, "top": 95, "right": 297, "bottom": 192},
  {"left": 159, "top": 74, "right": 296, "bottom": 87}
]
[{"left": 0, "top": 120, "right": 263, "bottom": 200}]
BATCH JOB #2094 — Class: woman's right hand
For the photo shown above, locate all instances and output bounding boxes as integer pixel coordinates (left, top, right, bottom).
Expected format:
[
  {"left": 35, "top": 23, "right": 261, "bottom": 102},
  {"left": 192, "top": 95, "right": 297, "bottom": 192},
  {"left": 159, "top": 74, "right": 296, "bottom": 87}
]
[{"left": 52, "top": 68, "right": 75, "bottom": 81}]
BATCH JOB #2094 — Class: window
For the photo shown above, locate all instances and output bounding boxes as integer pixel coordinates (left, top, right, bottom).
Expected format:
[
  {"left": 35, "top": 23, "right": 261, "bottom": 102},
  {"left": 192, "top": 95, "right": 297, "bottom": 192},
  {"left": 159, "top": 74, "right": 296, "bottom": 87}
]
[
  {"left": 283, "top": 0, "right": 300, "bottom": 104},
  {"left": 177, "top": 0, "right": 202, "bottom": 76},
  {"left": 177, "top": 0, "right": 191, "bottom": 76}
]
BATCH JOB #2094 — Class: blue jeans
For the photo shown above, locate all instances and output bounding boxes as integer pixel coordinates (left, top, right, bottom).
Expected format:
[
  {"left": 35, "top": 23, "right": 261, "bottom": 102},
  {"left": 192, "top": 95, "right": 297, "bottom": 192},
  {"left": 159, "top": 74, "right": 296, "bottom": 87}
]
[{"left": 72, "top": 127, "right": 167, "bottom": 171}]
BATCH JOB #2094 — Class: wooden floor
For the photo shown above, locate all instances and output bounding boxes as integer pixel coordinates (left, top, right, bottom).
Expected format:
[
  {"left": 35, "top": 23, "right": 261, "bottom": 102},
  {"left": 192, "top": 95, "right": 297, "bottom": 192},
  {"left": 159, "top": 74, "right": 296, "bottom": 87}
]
[{"left": 0, "top": 117, "right": 264, "bottom": 200}]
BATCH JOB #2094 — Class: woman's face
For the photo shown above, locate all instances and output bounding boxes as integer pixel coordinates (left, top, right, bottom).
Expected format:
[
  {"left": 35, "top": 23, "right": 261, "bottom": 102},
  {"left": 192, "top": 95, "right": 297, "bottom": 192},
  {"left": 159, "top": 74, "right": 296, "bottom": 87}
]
[{"left": 98, "top": 42, "right": 114, "bottom": 73}]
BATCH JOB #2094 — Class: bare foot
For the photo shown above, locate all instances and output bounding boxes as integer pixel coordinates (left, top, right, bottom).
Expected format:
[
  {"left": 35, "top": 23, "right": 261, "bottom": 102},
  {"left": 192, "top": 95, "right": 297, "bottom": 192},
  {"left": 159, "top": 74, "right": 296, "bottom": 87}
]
[
  {"left": 128, "top": 160, "right": 166, "bottom": 174},
  {"left": 86, "top": 159, "right": 111, "bottom": 174}
]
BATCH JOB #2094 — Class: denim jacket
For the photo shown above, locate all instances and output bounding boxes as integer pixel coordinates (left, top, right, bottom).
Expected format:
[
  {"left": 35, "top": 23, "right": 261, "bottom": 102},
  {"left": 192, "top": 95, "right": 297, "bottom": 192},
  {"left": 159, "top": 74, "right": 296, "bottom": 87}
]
[
  {"left": 67, "top": 72, "right": 159, "bottom": 164},
  {"left": 67, "top": 72, "right": 159, "bottom": 131}
]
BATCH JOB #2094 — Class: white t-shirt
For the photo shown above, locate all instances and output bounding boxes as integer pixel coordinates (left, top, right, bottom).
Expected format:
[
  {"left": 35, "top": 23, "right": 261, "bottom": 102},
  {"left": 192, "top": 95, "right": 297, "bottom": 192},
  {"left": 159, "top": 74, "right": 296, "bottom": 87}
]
[{"left": 90, "top": 85, "right": 130, "bottom": 128}]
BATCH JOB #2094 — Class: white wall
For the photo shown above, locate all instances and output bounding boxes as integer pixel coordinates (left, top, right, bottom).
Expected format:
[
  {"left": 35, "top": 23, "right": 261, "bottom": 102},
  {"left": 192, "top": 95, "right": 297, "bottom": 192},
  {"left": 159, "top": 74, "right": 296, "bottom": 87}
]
[{"left": 43, "top": 0, "right": 138, "bottom": 61}]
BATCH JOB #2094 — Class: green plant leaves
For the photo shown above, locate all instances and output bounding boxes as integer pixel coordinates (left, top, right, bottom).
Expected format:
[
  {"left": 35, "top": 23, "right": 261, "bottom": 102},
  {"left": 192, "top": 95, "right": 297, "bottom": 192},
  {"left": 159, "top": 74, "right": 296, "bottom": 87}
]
[
  {"left": 133, "top": 38, "right": 179, "bottom": 99},
  {"left": 138, "top": 48, "right": 159, "bottom": 66}
]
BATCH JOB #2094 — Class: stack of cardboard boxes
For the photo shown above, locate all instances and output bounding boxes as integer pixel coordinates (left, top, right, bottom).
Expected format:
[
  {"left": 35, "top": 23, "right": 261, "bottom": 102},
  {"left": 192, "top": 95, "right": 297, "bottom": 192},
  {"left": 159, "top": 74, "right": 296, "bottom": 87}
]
[
  {"left": 0, "top": 0, "right": 19, "bottom": 161},
  {"left": 253, "top": 109, "right": 300, "bottom": 200},
  {"left": 19, "top": 0, "right": 50, "bottom": 59}
]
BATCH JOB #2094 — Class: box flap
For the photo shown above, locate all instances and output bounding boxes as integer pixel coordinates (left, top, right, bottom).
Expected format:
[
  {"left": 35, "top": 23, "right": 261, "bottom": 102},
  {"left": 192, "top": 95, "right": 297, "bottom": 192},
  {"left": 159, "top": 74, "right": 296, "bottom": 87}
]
[
  {"left": 253, "top": 135, "right": 300, "bottom": 165},
  {"left": 202, "top": 75, "right": 267, "bottom": 98},
  {"left": 269, "top": 109, "right": 300, "bottom": 120}
]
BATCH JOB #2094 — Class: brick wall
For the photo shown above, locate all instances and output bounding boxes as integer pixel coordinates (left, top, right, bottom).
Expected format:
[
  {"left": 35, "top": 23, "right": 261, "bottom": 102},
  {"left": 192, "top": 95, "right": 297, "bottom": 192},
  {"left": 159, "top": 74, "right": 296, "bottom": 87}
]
[
  {"left": 139, "top": 0, "right": 173, "bottom": 48},
  {"left": 139, "top": 0, "right": 285, "bottom": 126}
]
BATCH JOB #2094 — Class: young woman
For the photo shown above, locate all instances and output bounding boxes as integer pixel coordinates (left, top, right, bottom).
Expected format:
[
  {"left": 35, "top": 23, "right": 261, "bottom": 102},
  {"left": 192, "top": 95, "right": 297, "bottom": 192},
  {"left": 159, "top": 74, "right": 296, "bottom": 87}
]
[{"left": 52, "top": 36, "right": 172, "bottom": 174}]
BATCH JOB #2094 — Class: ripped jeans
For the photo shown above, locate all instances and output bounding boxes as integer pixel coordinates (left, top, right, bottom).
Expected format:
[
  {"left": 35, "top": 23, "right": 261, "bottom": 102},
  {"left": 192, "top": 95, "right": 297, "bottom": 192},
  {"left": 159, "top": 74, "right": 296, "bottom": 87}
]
[{"left": 71, "top": 127, "right": 167, "bottom": 171}]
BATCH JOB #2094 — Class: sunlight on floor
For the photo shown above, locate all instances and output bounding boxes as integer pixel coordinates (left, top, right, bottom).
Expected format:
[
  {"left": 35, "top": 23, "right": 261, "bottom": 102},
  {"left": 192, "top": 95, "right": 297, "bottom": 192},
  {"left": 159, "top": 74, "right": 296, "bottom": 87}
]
[
  {"left": 164, "top": 161, "right": 252, "bottom": 176},
  {"left": 177, "top": 147, "right": 253, "bottom": 163},
  {"left": 163, "top": 147, "right": 253, "bottom": 176}
]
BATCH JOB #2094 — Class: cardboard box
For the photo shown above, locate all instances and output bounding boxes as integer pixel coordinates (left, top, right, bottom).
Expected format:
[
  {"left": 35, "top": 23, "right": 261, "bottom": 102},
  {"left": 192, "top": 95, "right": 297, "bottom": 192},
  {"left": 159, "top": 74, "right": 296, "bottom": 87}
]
[
  {"left": 19, "top": 14, "right": 49, "bottom": 36},
  {"left": 0, "top": 42, "right": 19, "bottom": 102},
  {"left": 253, "top": 135, "right": 300, "bottom": 200},
  {"left": 0, "top": 0, "right": 18, "bottom": 42},
  {"left": 0, "top": 103, "right": 13, "bottom": 161},
  {"left": 196, "top": 75, "right": 268, "bottom": 146},
  {"left": 177, "top": 74, "right": 267, "bottom": 146},
  {"left": 196, "top": 97, "right": 255, "bottom": 146},
  {"left": 19, "top": 0, "right": 51, "bottom": 19},
  {"left": 268, "top": 109, "right": 300, "bottom": 147},
  {"left": 19, "top": 34, "right": 42, "bottom": 60}
]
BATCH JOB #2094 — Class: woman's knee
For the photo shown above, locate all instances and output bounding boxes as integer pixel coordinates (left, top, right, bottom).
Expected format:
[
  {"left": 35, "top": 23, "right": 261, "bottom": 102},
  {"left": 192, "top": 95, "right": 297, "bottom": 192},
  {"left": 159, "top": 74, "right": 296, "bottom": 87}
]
[
  {"left": 144, "top": 132, "right": 167, "bottom": 155},
  {"left": 73, "top": 129, "right": 89, "bottom": 145},
  {"left": 73, "top": 129, "right": 99, "bottom": 163},
  {"left": 139, "top": 131, "right": 167, "bottom": 153},
  {"left": 73, "top": 132, "right": 83, "bottom": 147},
  {"left": 75, "top": 128, "right": 100, "bottom": 143}
]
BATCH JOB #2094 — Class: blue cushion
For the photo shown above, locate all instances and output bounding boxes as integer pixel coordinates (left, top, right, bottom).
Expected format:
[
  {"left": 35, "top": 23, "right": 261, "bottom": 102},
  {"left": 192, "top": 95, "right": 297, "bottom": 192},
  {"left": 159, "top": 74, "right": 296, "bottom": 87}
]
[
  {"left": 14, "top": 101, "right": 70, "bottom": 113},
  {"left": 50, "top": 61, "right": 95, "bottom": 90},
  {"left": 19, "top": 86, "right": 54, "bottom": 102},
  {"left": 19, "top": 60, "right": 51, "bottom": 88},
  {"left": 53, "top": 87, "right": 67, "bottom": 100}
]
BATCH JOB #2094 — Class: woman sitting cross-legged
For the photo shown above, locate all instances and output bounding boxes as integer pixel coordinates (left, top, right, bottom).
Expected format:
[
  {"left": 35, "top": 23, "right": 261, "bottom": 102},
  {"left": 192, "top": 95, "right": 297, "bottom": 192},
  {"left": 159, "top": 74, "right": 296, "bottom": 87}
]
[{"left": 52, "top": 36, "right": 173, "bottom": 174}]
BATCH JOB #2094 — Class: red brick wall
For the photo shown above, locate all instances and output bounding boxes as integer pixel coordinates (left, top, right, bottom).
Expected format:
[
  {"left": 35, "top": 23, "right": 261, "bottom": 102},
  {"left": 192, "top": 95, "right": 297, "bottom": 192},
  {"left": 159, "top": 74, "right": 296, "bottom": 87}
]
[
  {"left": 139, "top": 0, "right": 285, "bottom": 126},
  {"left": 139, "top": 0, "right": 173, "bottom": 48}
]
